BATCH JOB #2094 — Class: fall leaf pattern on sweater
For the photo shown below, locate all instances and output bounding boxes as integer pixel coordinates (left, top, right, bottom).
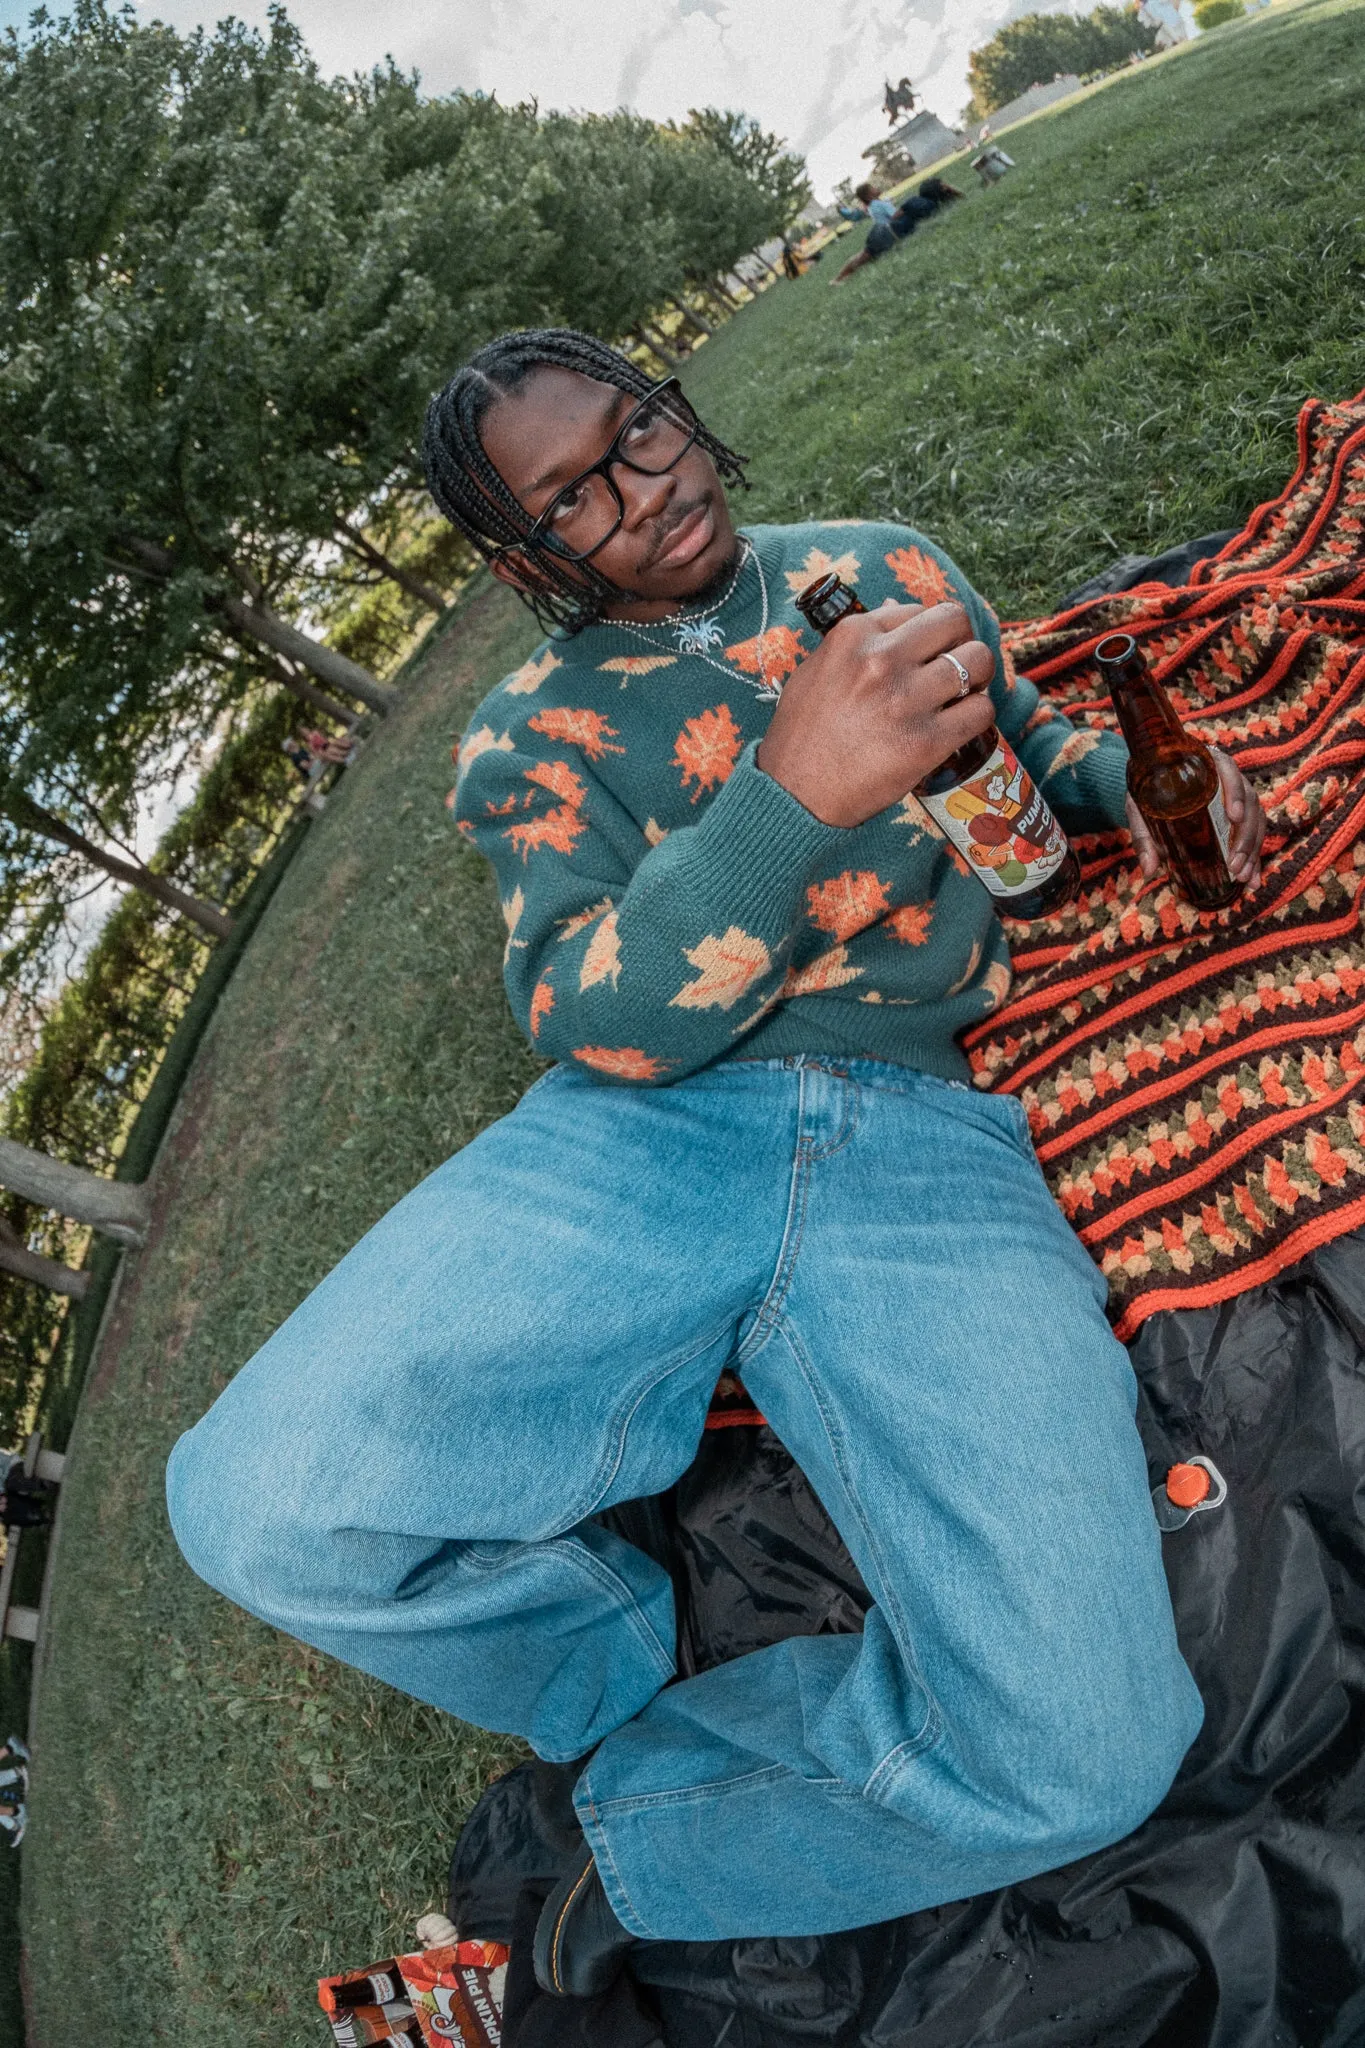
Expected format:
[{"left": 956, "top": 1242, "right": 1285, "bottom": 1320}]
[{"left": 456, "top": 521, "right": 1131, "bottom": 1088}]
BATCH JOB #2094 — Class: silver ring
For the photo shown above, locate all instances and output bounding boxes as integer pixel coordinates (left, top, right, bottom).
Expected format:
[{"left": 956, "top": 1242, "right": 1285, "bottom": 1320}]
[{"left": 943, "top": 651, "right": 972, "bottom": 698}]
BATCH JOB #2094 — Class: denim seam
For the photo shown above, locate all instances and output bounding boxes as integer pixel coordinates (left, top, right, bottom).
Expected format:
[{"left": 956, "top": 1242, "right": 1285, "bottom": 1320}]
[
  {"left": 806, "top": 1073, "right": 862, "bottom": 1161},
  {"left": 864, "top": 1732, "right": 939, "bottom": 1799},
  {"left": 576, "top": 1782, "right": 650, "bottom": 1937},
  {"left": 736, "top": 1073, "right": 812, "bottom": 1364},
  {"left": 580, "top": 1764, "right": 872, "bottom": 1819},
  {"left": 769, "top": 1316, "right": 943, "bottom": 1765},
  {"left": 461, "top": 1535, "right": 675, "bottom": 1682},
  {"left": 573, "top": 1321, "right": 742, "bottom": 1524}
]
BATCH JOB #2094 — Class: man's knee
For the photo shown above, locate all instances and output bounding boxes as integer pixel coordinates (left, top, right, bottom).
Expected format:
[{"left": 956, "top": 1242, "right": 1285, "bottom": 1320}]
[
  {"left": 165, "top": 1403, "right": 296, "bottom": 1619},
  {"left": 1023, "top": 1655, "right": 1203, "bottom": 1859}
]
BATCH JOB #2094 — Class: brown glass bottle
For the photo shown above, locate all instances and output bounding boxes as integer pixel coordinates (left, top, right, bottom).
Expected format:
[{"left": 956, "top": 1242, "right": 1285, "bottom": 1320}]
[
  {"left": 327, "top": 1964, "right": 405, "bottom": 2012},
  {"left": 794, "top": 572, "right": 1081, "bottom": 918},
  {"left": 1094, "top": 633, "right": 1240, "bottom": 911}
]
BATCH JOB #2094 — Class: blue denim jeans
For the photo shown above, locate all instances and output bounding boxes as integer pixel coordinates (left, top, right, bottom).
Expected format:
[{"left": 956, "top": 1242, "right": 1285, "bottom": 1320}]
[{"left": 166, "top": 1056, "right": 1202, "bottom": 1941}]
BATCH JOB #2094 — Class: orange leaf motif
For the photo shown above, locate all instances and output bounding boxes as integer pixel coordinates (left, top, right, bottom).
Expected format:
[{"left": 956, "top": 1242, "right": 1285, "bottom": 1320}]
[
  {"left": 580, "top": 910, "right": 622, "bottom": 992},
  {"left": 670, "top": 927, "right": 772, "bottom": 1011},
  {"left": 528, "top": 707, "right": 625, "bottom": 759},
  {"left": 673, "top": 703, "right": 742, "bottom": 802},
  {"left": 885, "top": 547, "right": 953, "bottom": 606},
  {"left": 572, "top": 1046, "right": 668, "bottom": 1081},
  {"left": 505, "top": 759, "right": 589, "bottom": 860},
  {"left": 781, "top": 946, "right": 862, "bottom": 997},
  {"left": 529, "top": 979, "right": 554, "bottom": 1038},
  {"left": 886, "top": 901, "right": 934, "bottom": 946},
  {"left": 805, "top": 870, "right": 891, "bottom": 940},
  {"left": 724, "top": 625, "right": 806, "bottom": 689},
  {"left": 504, "top": 648, "right": 562, "bottom": 695}
]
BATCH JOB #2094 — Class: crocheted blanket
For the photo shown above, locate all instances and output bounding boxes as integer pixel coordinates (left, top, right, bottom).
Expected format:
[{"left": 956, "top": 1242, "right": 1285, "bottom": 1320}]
[{"left": 965, "top": 390, "right": 1365, "bottom": 1341}]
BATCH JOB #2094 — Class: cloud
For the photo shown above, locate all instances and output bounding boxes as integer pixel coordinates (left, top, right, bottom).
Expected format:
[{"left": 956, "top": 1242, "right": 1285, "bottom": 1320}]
[{"left": 121, "top": 0, "right": 1092, "bottom": 195}]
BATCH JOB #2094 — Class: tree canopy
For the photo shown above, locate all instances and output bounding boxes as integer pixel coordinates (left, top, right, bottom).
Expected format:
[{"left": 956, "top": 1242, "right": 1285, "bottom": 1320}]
[
  {"left": 0, "top": 0, "right": 807, "bottom": 985},
  {"left": 967, "top": 6, "right": 1159, "bottom": 116}
]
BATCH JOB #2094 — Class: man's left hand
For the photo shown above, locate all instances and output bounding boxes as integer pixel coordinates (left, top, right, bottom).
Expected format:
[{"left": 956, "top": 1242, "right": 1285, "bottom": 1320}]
[{"left": 1124, "top": 749, "right": 1266, "bottom": 892}]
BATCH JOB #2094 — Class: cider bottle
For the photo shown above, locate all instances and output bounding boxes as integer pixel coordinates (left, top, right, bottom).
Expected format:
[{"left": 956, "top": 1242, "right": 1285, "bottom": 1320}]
[
  {"left": 1094, "top": 632, "right": 1240, "bottom": 911},
  {"left": 795, "top": 571, "right": 1080, "bottom": 918},
  {"left": 327, "top": 1964, "right": 405, "bottom": 2011}
]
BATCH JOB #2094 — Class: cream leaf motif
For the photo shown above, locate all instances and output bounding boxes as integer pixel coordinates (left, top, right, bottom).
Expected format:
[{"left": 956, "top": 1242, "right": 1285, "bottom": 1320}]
[
  {"left": 458, "top": 725, "right": 515, "bottom": 773},
  {"left": 556, "top": 897, "right": 615, "bottom": 943},
  {"left": 643, "top": 818, "right": 669, "bottom": 846},
  {"left": 945, "top": 938, "right": 984, "bottom": 998},
  {"left": 598, "top": 653, "right": 677, "bottom": 677},
  {"left": 781, "top": 945, "right": 862, "bottom": 997},
  {"left": 1043, "top": 730, "right": 1102, "bottom": 777},
  {"left": 784, "top": 547, "right": 861, "bottom": 597},
  {"left": 504, "top": 648, "right": 563, "bottom": 695},
  {"left": 670, "top": 927, "right": 772, "bottom": 1011},
  {"left": 580, "top": 910, "right": 623, "bottom": 993}
]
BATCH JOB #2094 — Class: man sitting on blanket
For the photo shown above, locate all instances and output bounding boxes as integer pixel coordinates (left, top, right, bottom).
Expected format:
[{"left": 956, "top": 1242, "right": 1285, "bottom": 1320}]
[{"left": 167, "top": 330, "right": 1266, "bottom": 1998}]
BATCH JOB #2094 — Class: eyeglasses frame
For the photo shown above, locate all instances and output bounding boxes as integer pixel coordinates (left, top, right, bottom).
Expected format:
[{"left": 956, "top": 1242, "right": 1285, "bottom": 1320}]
[{"left": 502, "top": 377, "right": 702, "bottom": 567}]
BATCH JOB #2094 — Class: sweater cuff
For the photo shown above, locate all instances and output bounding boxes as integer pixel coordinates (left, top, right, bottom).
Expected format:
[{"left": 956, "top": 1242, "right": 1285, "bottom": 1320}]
[
  {"left": 1080, "top": 732, "right": 1132, "bottom": 831},
  {"left": 707, "top": 743, "right": 853, "bottom": 895}
]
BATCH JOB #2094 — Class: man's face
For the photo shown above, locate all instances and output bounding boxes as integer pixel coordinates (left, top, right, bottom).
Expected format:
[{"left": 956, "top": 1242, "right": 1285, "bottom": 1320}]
[{"left": 478, "top": 366, "right": 739, "bottom": 620}]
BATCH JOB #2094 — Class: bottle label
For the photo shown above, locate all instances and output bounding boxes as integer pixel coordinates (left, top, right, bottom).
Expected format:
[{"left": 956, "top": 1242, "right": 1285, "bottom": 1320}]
[
  {"left": 920, "top": 740, "right": 1069, "bottom": 899},
  {"left": 1207, "top": 784, "right": 1234, "bottom": 865}
]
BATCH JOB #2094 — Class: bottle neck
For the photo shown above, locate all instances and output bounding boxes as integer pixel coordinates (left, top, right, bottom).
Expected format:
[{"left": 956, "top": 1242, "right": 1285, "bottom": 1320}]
[{"left": 1098, "top": 644, "right": 1190, "bottom": 757}]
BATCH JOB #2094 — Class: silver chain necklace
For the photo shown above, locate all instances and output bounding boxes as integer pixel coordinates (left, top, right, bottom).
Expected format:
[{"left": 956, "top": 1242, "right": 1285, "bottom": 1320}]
[{"left": 600, "top": 540, "right": 782, "bottom": 700}]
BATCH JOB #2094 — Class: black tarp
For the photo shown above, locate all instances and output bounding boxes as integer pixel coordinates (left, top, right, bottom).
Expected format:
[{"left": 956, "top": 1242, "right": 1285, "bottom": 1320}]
[{"left": 449, "top": 1226, "right": 1365, "bottom": 2046}]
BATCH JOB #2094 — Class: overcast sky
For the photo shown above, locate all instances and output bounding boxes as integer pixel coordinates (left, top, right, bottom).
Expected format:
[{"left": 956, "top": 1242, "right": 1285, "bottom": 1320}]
[{"left": 0, "top": 0, "right": 1097, "bottom": 195}]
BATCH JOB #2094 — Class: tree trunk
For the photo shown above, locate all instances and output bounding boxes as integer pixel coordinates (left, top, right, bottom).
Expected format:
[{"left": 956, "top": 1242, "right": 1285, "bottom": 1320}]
[
  {"left": 0, "top": 1138, "right": 149, "bottom": 1245},
  {"left": 0, "top": 1229, "right": 89, "bottom": 1300},
  {"left": 263, "top": 657, "right": 361, "bottom": 729},
  {"left": 217, "top": 596, "right": 396, "bottom": 716},
  {"left": 111, "top": 534, "right": 395, "bottom": 717},
  {"left": 668, "top": 295, "right": 714, "bottom": 338},
  {"left": 639, "top": 321, "right": 683, "bottom": 367},
  {"left": 12, "top": 798, "right": 234, "bottom": 941},
  {"left": 334, "top": 519, "right": 448, "bottom": 614}
]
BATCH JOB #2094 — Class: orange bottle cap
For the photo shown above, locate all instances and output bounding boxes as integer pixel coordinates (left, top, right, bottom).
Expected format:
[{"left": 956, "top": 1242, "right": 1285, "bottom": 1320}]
[{"left": 1165, "top": 1462, "right": 1211, "bottom": 1509}]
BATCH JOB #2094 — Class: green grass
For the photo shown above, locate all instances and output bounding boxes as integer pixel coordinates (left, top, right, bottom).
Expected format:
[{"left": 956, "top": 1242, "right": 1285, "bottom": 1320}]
[
  {"left": 683, "top": 0, "right": 1365, "bottom": 619},
  {"left": 21, "top": 1, "right": 1365, "bottom": 2039}
]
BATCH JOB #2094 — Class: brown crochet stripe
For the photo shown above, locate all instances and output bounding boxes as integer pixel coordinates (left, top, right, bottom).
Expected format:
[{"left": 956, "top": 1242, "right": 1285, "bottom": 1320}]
[{"left": 964, "top": 390, "right": 1365, "bottom": 1341}]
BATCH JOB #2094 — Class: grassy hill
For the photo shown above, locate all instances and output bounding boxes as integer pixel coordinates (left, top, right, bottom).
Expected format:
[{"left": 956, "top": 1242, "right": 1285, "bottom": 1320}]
[{"left": 21, "top": 1, "right": 1365, "bottom": 2040}]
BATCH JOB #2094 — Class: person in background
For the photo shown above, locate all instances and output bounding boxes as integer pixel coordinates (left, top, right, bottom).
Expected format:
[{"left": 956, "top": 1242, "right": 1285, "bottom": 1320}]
[
  {"left": 0, "top": 1467, "right": 56, "bottom": 1530},
  {"left": 833, "top": 176, "right": 965, "bottom": 284},
  {"left": 837, "top": 179, "right": 897, "bottom": 225}
]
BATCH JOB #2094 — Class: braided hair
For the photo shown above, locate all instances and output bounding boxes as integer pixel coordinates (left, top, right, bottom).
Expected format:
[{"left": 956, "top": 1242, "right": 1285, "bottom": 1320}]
[{"left": 421, "top": 328, "right": 748, "bottom": 634}]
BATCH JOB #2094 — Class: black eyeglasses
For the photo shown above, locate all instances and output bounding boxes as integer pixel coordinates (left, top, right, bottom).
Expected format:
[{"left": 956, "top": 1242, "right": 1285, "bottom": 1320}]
[{"left": 511, "top": 379, "right": 701, "bottom": 564}]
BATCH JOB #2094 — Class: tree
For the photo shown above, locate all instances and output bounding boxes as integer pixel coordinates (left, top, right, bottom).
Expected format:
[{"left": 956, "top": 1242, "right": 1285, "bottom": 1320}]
[
  {"left": 675, "top": 108, "right": 811, "bottom": 235},
  {"left": 0, "top": 1135, "right": 148, "bottom": 1244},
  {"left": 967, "top": 7, "right": 1159, "bottom": 116}
]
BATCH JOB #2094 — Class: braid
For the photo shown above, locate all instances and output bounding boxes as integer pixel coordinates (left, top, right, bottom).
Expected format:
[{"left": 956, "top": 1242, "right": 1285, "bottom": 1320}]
[{"left": 421, "top": 328, "right": 748, "bottom": 634}]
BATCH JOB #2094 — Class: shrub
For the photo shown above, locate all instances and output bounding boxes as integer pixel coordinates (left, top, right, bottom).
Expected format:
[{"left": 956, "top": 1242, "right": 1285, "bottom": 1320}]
[{"left": 1195, "top": 0, "right": 1245, "bottom": 27}]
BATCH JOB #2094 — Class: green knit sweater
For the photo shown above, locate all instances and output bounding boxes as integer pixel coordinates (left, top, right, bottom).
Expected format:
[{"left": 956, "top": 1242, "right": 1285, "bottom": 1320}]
[{"left": 455, "top": 521, "right": 1130, "bottom": 1086}]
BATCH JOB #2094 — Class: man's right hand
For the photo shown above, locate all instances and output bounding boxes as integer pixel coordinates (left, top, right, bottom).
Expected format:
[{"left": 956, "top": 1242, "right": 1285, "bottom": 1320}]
[{"left": 756, "top": 600, "right": 996, "bottom": 828}]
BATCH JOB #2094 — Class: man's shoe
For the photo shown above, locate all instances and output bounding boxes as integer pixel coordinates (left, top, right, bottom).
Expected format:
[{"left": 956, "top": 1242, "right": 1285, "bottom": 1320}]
[{"left": 532, "top": 1845, "right": 637, "bottom": 1997}]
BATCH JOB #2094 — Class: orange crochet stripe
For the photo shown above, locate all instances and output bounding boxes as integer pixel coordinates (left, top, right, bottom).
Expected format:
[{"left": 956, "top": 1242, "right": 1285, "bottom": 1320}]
[
  {"left": 1032, "top": 995, "right": 1365, "bottom": 1163},
  {"left": 977, "top": 388, "right": 1365, "bottom": 1331},
  {"left": 1111, "top": 1193, "right": 1365, "bottom": 1343}
]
